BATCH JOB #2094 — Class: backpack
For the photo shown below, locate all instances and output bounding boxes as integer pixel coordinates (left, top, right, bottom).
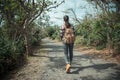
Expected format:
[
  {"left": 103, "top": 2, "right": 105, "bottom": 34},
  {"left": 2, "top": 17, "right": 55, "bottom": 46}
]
[{"left": 63, "top": 27, "right": 75, "bottom": 44}]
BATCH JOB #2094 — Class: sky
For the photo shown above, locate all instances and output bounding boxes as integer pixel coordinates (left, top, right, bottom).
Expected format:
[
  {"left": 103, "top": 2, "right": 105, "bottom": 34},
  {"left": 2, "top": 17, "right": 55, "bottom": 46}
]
[{"left": 47, "top": 0, "right": 96, "bottom": 26}]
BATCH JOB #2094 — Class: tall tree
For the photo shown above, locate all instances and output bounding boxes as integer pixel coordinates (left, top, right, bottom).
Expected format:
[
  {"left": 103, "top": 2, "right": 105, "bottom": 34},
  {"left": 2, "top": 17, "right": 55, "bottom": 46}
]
[
  {"left": 0, "top": 0, "right": 64, "bottom": 56},
  {"left": 87, "top": 0, "right": 120, "bottom": 54}
]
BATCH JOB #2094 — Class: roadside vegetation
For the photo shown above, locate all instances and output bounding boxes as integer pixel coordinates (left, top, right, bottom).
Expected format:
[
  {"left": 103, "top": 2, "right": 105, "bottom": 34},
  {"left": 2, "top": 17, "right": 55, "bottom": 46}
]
[
  {"left": 0, "top": 0, "right": 120, "bottom": 77},
  {"left": 46, "top": 0, "right": 120, "bottom": 60},
  {"left": 0, "top": 0, "right": 64, "bottom": 76}
]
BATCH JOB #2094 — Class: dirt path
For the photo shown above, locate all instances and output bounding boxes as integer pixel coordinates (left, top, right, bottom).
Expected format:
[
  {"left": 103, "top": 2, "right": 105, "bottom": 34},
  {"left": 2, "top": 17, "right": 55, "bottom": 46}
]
[{"left": 4, "top": 38, "right": 120, "bottom": 80}]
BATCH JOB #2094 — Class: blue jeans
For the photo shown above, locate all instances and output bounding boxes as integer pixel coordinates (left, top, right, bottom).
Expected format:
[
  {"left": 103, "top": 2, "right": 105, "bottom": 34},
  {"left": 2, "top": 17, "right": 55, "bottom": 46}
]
[{"left": 64, "top": 43, "right": 74, "bottom": 65}]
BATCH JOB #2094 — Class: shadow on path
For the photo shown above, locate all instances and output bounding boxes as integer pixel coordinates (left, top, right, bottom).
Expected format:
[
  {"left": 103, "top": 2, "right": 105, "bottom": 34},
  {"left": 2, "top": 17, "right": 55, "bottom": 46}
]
[{"left": 33, "top": 38, "right": 120, "bottom": 80}]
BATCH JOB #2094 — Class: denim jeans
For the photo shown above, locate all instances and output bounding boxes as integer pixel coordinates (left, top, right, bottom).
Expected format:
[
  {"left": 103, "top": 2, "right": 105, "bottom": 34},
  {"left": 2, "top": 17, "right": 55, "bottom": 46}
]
[{"left": 64, "top": 43, "right": 74, "bottom": 65}]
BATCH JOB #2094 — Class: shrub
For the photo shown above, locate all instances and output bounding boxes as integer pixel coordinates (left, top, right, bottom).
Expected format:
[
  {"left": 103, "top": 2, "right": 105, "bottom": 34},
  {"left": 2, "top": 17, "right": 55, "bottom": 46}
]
[{"left": 74, "top": 36, "right": 83, "bottom": 45}]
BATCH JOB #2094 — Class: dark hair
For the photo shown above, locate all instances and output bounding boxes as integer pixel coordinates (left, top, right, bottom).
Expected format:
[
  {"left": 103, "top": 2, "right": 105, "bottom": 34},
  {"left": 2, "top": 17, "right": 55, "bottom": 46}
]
[{"left": 63, "top": 15, "right": 71, "bottom": 28}]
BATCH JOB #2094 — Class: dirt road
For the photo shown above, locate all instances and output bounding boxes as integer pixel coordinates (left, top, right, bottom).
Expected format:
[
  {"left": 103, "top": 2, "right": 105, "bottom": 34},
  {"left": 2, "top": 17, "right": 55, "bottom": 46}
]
[{"left": 4, "top": 38, "right": 120, "bottom": 80}]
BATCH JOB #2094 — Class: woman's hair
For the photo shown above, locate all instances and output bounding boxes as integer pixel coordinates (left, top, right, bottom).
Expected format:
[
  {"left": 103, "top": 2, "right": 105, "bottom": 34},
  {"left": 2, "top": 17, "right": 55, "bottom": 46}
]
[{"left": 63, "top": 15, "right": 71, "bottom": 28}]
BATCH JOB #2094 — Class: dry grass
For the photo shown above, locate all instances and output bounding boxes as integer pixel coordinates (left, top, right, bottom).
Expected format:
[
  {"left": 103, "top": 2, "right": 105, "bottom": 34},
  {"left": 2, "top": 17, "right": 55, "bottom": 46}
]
[{"left": 75, "top": 45, "right": 120, "bottom": 64}]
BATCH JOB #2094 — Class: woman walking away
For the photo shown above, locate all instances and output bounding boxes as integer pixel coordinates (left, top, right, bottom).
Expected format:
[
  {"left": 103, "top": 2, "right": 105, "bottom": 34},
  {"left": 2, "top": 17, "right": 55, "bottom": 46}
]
[{"left": 60, "top": 15, "right": 75, "bottom": 73}]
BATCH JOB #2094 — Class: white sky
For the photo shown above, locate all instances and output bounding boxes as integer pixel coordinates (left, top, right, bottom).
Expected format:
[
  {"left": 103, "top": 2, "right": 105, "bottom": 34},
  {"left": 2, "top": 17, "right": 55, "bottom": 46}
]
[{"left": 47, "top": 0, "right": 96, "bottom": 26}]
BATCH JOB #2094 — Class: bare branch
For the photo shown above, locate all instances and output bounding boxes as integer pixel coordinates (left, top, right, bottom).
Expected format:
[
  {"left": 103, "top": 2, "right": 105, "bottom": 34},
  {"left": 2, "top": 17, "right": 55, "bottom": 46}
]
[
  {"left": 22, "top": 0, "right": 65, "bottom": 29},
  {"left": 46, "top": 0, "right": 65, "bottom": 10},
  {"left": 27, "top": 0, "right": 45, "bottom": 26},
  {"left": 69, "top": 8, "right": 81, "bottom": 24},
  {"left": 96, "top": 1, "right": 108, "bottom": 15},
  {"left": 27, "top": 0, "right": 64, "bottom": 26}
]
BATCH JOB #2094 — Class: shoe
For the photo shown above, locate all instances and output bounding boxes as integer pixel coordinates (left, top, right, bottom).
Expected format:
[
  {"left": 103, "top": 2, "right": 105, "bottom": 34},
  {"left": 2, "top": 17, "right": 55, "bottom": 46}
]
[{"left": 66, "top": 64, "right": 70, "bottom": 73}]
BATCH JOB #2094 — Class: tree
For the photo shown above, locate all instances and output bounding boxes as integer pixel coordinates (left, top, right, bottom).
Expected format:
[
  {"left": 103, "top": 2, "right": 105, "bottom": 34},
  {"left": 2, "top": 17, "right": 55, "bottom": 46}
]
[
  {"left": 86, "top": 0, "right": 120, "bottom": 54},
  {"left": 0, "top": 0, "right": 64, "bottom": 56}
]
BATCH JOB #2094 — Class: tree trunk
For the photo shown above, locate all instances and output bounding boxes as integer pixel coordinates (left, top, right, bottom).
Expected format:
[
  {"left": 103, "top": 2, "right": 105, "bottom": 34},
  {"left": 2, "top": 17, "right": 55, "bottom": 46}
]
[
  {"left": 24, "top": 29, "right": 29, "bottom": 57},
  {"left": 24, "top": 26, "right": 33, "bottom": 57},
  {"left": 106, "top": 32, "right": 113, "bottom": 56}
]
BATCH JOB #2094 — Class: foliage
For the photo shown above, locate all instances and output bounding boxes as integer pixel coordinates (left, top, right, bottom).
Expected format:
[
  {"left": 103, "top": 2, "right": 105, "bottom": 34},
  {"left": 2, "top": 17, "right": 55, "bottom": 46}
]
[
  {"left": 75, "top": 0, "right": 120, "bottom": 53},
  {"left": 0, "top": 0, "right": 64, "bottom": 76},
  {"left": 0, "top": 29, "right": 25, "bottom": 74},
  {"left": 29, "top": 24, "right": 43, "bottom": 46},
  {"left": 74, "top": 36, "right": 83, "bottom": 45},
  {"left": 45, "top": 25, "right": 59, "bottom": 40}
]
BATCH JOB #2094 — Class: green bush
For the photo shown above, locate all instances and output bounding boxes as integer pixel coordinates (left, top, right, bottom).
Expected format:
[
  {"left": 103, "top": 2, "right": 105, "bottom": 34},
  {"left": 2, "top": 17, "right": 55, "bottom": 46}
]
[
  {"left": 51, "top": 31, "right": 58, "bottom": 39},
  {"left": 74, "top": 36, "right": 83, "bottom": 45},
  {"left": 45, "top": 25, "right": 59, "bottom": 40},
  {"left": 0, "top": 23, "right": 43, "bottom": 75},
  {"left": 46, "top": 27, "right": 55, "bottom": 37},
  {"left": 0, "top": 29, "right": 26, "bottom": 75},
  {"left": 96, "top": 44, "right": 106, "bottom": 50}
]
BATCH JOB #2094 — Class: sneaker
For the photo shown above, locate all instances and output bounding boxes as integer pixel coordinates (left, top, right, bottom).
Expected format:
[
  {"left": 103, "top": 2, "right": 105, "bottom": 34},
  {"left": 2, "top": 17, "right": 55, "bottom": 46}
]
[{"left": 66, "top": 64, "right": 71, "bottom": 73}]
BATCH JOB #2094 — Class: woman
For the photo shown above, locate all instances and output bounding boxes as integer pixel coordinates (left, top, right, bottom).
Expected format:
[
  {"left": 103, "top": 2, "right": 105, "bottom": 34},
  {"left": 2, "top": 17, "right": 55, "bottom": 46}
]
[{"left": 60, "top": 15, "right": 75, "bottom": 73}]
